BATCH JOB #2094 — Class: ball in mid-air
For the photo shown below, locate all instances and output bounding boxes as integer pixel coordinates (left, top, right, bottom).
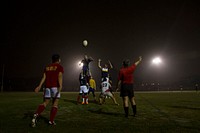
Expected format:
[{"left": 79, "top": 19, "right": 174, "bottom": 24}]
[{"left": 83, "top": 40, "right": 88, "bottom": 47}]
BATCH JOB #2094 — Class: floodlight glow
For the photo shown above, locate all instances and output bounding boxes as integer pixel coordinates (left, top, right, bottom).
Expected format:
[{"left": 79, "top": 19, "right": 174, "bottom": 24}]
[
  {"left": 152, "top": 57, "right": 162, "bottom": 65},
  {"left": 78, "top": 61, "right": 83, "bottom": 67}
]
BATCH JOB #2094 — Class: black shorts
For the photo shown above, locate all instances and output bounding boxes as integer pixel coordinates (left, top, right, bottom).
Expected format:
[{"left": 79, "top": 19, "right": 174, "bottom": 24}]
[{"left": 120, "top": 84, "right": 134, "bottom": 98}]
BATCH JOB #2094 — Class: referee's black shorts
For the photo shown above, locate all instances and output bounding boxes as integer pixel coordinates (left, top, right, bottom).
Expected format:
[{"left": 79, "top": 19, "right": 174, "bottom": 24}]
[{"left": 120, "top": 83, "right": 134, "bottom": 98}]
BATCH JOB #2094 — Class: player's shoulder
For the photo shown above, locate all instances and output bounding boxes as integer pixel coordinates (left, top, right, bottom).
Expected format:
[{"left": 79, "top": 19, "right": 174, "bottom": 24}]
[
  {"left": 55, "top": 63, "right": 64, "bottom": 72},
  {"left": 130, "top": 64, "right": 136, "bottom": 69}
]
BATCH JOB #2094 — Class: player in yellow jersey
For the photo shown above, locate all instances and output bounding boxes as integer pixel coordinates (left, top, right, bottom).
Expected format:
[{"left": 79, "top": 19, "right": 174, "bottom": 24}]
[{"left": 88, "top": 76, "right": 97, "bottom": 102}]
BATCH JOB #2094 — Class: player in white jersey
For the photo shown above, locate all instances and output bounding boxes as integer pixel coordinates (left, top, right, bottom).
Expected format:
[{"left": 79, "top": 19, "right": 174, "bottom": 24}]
[{"left": 99, "top": 77, "right": 119, "bottom": 105}]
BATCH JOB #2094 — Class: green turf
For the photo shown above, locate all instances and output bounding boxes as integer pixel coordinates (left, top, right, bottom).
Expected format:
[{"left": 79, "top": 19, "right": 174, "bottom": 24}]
[{"left": 0, "top": 91, "right": 200, "bottom": 133}]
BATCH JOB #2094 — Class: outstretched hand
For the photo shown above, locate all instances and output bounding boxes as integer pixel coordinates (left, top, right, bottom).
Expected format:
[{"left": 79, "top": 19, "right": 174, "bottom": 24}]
[
  {"left": 135, "top": 56, "right": 142, "bottom": 66},
  {"left": 139, "top": 56, "right": 142, "bottom": 61}
]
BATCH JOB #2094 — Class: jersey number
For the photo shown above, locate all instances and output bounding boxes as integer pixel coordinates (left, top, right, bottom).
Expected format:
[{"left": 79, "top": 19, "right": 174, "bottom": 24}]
[{"left": 102, "top": 83, "right": 108, "bottom": 87}]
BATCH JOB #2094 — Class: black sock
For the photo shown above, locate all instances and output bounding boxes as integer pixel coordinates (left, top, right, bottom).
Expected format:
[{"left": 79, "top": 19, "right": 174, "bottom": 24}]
[
  {"left": 132, "top": 105, "right": 136, "bottom": 116},
  {"left": 124, "top": 107, "right": 129, "bottom": 117}
]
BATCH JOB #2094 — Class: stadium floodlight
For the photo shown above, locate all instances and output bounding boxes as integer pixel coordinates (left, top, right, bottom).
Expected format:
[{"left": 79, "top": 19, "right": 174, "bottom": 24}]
[
  {"left": 152, "top": 57, "right": 162, "bottom": 65},
  {"left": 78, "top": 61, "right": 83, "bottom": 68}
]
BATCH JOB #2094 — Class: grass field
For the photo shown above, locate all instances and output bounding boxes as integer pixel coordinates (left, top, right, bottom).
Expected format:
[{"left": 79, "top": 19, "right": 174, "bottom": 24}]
[{"left": 0, "top": 91, "right": 200, "bottom": 133}]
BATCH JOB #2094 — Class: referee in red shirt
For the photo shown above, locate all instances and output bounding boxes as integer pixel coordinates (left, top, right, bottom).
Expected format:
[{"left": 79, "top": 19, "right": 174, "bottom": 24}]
[{"left": 117, "top": 56, "right": 142, "bottom": 117}]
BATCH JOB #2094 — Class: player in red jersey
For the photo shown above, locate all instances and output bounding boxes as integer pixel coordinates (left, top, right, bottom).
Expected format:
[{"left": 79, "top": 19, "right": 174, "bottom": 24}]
[
  {"left": 117, "top": 56, "right": 142, "bottom": 117},
  {"left": 31, "top": 54, "right": 64, "bottom": 127}
]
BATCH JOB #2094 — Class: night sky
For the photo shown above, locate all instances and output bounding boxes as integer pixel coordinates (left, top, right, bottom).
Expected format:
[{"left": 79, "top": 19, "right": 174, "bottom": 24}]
[{"left": 1, "top": 0, "right": 200, "bottom": 90}]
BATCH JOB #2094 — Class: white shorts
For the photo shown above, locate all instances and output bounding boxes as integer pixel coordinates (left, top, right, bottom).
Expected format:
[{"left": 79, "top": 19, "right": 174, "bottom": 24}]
[
  {"left": 44, "top": 87, "right": 60, "bottom": 99},
  {"left": 101, "top": 91, "right": 113, "bottom": 98},
  {"left": 79, "top": 85, "right": 88, "bottom": 94}
]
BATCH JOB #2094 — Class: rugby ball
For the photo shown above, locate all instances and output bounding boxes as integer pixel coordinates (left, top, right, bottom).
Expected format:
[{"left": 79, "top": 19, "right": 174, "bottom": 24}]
[{"left": 83, "top": 40, "right": 88, "bottom": 47}]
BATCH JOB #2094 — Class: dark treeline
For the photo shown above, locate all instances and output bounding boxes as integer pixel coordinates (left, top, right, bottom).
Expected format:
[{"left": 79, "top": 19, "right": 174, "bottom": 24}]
[{"left": 1, "top": 76, "right": 199, "bottom": 92}]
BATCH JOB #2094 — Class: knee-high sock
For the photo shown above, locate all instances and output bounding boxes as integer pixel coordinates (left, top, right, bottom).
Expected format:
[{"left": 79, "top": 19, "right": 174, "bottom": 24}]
[
  {"left": 124, "top": 107, "right": 129, "bottom": 117},
  {"left": 77, "top": 95, "right": 80, "bottom": 102},
  {"left": 82, "top": 95, "right": 85, "bottom": 103},
  {"left": 132, "top": 105, "right": 136, "bottom": 116},
  {"left": 35, "top": 104, "right": 45, "bottom": 116},
  {"left": 50, "top": 107, "right": 58, "bottom": 122},
  {"left": 85, "top": 95, "right": 88, "bottom": 103}
]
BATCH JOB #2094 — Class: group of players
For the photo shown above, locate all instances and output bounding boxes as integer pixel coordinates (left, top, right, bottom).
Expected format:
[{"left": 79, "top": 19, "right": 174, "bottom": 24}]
[
  {"left": 76, "top": 54, "right": 119, "bottom": 106},
  {"left": 31, "top": 53, "right": 142, "bottom": 127}
]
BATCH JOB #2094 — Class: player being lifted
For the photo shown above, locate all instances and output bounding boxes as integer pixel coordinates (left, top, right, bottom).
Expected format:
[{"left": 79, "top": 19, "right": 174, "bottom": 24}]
[
  {"left": 98, "top": 59, "right": 113, "bottom": 81},
  {"left": 81, "top": 54, "right": 94, "bottom": 81},
  {"left": 99, "top": 77, "right": 119, "bottom": 105},
  {"left": 77, "top": 72, "right": 89, "bottom": 105}
]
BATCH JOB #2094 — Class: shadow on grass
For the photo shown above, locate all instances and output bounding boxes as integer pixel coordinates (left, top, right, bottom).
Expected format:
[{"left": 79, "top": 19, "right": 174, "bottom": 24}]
[
  {"left": 88, "top": 108, "right": 123, "bottom": 117},
  {"left": 23, "top": 111, "right": 34, "bottom": 120},
  {"left": 23, "top": 111, "right": 49, "bottom": 127},
  {"left": 88, "top": 100, "right": 99, "bottom": 104},
  {"left": 62, "top": 98, "right": 77, "bottom": 105},
  {"left": 62, "top": 98, "right": 99, "bottom": 105},
  {"left": 170, "top": 105, "right": 200, "bottom": 110}
]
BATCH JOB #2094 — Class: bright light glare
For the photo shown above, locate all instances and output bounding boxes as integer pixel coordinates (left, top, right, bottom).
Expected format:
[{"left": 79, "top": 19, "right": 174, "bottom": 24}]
[
  {"left": 78, "top": 61, "right": 83, "bottom": 67},
  {"left": 152, "top": 57, "right": 162, "bottom": 65}
]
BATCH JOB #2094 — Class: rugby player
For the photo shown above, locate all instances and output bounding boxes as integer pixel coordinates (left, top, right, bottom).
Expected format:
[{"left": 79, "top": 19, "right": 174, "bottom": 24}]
[
  {"left": 98, "top": 59, "right": 113, "bottom": 81},
  {"left": 99, "top": 77, "right": 119, "bottom": 105},
  {"left": 31, "top": 54, "right": 64, "bottom": 127},
  {"left": 77, "top": 72, "right": 89, "bottom": 105}
]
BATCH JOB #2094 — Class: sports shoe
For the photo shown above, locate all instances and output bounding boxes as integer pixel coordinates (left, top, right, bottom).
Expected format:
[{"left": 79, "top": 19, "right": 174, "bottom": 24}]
[
  {"left": 85, "top": 102, "right": 88, "bottom": 105},
  {"left": 81, "top": 102, "right": 85, "bottom": 105},
  {"left": 133, "top": 113, "right": 136, "bottom": 117},
  {"left": 31, "top": 114, "right": 38, "bottom": 127},
  {"left": 49, "top": 121, "right": 56, "bottom": 125}
]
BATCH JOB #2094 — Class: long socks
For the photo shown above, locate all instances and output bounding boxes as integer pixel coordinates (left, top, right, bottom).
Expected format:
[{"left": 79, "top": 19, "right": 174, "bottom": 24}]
[
  {"left": 35, "top": 104, "right": 45, "bottom": 116},
  {"left": 50, "top": 107, "right": 58, "bottom": 123},
  {"left": 77, "top": 95, "right": 81, "bottom": 103},
  {"left": 124, "top": 107, "right": 129, "bottom": 117},
  {"left": 132, "top": 105, "right": 136, "bottom": 116}
]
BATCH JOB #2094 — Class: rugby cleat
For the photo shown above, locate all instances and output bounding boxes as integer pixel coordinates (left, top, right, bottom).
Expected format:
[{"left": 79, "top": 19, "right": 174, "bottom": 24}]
[
  {"left": 31, "top": 114, "right": 38, "bottom": 127},
  {"left": 115, "top": 103, "right": 119, "bottom": 106},
  {"left": 49, "top": 121, "right": 56, "bottom": 126}
]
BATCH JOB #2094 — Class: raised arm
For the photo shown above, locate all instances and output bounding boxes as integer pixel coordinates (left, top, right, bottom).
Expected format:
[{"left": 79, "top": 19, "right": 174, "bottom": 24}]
[
  {"left": 134, "top": 56, "right": 142, "bottom": 66},
  {"left": 84, "top": 54, "right": 88, "bottom": 60},
  {"left": 108, "top": 60, "right": 113, "bottom": 69},
  {"left": 98, "top": 59, "right": 102, "bottom": 69}
]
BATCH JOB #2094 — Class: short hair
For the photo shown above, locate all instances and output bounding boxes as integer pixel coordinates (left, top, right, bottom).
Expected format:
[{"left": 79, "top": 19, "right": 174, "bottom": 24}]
[
  {"left": 123, "top": 59, "right": 130, "bottom": 67},
  {"left": 103, "top": 77, "right": 109, "bottom": 82},
  {"left": 52, "top": 54, "right": 60, "bottom": 63},
  {"left": 103, "top": 77, "right": 107, "bottom": 82}
]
